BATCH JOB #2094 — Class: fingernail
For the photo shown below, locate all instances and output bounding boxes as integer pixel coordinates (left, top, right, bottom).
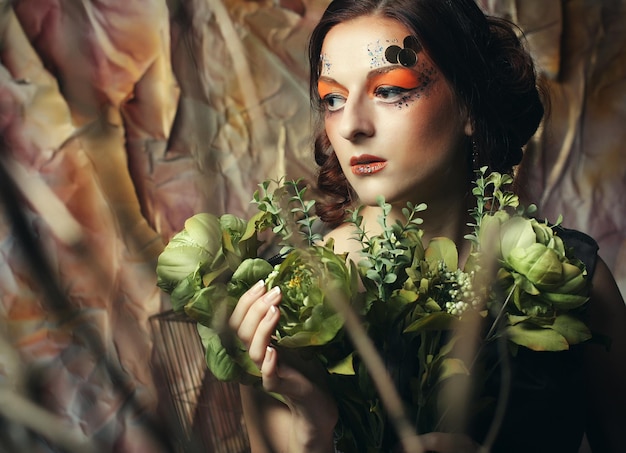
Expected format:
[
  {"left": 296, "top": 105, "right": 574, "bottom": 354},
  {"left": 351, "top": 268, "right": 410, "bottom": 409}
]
[
  {"left": 265, "top": 305, "right": 278, "bottom": 321},
  {"left": 265, "top": 345, "right": 274, "bottom": 361},
  {"left": 264, "top": 286, "right": 281, "bottom": 304},
  {"left": 250, "top": 280, "right": 265, "bottom": 294}
]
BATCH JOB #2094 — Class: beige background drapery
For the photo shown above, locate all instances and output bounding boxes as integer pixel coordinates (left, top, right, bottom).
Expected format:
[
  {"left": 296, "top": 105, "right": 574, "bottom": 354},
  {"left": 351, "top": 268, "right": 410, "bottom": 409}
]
[{"left": 0, "top": 0, "right": 623, "bottom": 450}]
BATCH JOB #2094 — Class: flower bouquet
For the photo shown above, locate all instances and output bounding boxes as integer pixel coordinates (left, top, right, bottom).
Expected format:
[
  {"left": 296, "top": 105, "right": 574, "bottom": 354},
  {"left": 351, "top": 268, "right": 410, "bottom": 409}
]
[{"left": 156, "top": 169, "right": 592, "bottom": 452}]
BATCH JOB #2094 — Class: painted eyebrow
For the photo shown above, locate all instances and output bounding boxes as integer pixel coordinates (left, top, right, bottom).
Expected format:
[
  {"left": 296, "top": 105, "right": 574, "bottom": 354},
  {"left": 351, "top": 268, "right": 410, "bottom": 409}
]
[
  {"left": 317, "top": 77, "right": 347, "bottom": 98},
  {"left": 366, "top": 65, "right": 409, "bottom": 78},
  {"left": 319, "top": 66, "right": 419, "bottom": 84},
  {"left": 367, "top": 67, "right": 421, "bottom": 88}
]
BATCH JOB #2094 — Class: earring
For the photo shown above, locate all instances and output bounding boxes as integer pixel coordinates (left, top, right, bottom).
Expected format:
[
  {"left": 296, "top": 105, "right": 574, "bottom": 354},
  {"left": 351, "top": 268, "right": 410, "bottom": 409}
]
[{"left": 471, "top": 137, "right": 479, "bottom": 169}]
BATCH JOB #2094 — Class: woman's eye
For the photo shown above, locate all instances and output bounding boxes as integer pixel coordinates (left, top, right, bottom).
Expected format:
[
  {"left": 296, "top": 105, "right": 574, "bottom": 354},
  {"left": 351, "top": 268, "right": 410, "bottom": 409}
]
[
  {"left": 322, "top": 94, "right": 346, "bottom": 112},
  {"left": 374, "top": 86, "right": 413, "bottom": 102}
]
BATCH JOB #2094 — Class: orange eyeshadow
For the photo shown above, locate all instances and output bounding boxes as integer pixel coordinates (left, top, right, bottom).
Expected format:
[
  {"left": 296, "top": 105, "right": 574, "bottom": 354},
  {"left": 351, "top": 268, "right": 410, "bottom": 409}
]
[
  {"left": 370, "top": 69, "right": 420, "bottom": 89},
  {"left": 317, "top": 80, "right": 346, "bottom": 98}
]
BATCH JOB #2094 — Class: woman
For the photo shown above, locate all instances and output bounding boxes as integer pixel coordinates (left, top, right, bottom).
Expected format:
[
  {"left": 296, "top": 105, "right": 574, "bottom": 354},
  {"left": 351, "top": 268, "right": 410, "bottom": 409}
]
[{"left": 229, "top": 1, "right": 626, "bottom": 451}]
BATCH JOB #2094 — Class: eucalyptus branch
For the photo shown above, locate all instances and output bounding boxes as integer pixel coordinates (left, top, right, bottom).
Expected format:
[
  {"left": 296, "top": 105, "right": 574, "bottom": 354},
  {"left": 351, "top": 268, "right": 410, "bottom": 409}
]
[
  {"left": 466, "top": 166, "right": 489, "bottom": 249},
  {"left": 348, "top": 197, "right": 426, "bottom": 301},
  {"left": 252, "top": 178, "right": 322, "bottom": 254},
  {"left": 286, "top": 178, "right": 323, "bottom": 247}
]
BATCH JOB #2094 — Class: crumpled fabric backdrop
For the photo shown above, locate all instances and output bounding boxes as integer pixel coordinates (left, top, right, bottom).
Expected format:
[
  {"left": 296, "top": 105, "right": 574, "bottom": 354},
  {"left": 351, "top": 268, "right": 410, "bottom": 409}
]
[{"left": 0, "top": 0, "right": 623, "bottom": 451}]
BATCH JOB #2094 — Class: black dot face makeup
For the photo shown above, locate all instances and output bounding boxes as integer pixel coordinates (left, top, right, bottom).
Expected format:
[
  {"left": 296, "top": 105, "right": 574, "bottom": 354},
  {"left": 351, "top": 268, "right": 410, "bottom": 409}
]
[{"left": 384, "top": 35, "right": 422, "bottom": 67}]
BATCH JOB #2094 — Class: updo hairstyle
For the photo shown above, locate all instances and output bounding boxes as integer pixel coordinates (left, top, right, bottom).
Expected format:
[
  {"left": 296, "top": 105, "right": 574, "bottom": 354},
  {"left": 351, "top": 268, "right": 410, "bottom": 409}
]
[{"left": 309, "top": 0, "right": 545, "bottom": 226}]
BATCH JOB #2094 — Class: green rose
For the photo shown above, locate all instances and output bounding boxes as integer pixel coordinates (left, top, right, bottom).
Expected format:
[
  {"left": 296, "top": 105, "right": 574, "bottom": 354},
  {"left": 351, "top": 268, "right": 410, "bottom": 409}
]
[
  {"left": 265, "top": 244, "right": 360, "bottom": 348},
  {"left": 499, "top": 218, "right": 589, "bottom": 311},
  {"left": 219, "top": 212, "right": 264, "bottom": 273},
  {"left": 481, "top": 216, "right": 592, "bottom": 351},
  {"left": 507, "top": 243, "right": 564, "bottom": 290},
  {"left": 156, "top": 212, "right": 263, "bottom": 311},
  {"left": 156, "top": 213, "right": 224, "bottom": 292}
]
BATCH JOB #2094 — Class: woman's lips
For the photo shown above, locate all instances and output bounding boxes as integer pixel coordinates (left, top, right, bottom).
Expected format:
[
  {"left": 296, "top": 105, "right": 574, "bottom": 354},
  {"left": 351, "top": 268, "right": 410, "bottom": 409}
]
[{"left": 350, "top": 155, "right": 387, "bottom": 175}]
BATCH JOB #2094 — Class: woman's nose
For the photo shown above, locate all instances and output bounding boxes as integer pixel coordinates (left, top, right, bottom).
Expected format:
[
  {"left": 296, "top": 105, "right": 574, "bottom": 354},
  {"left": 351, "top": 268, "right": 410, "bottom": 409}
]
[{"left": 338, "top": 97, "right": 375, "bottom": 141}]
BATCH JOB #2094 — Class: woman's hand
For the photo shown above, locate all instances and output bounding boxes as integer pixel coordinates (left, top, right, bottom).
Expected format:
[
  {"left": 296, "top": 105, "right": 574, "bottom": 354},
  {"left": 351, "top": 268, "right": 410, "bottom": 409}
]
[
  {"left": 230, "top": 280, "right": 338, "bottom": 453},
  {"left": 229, "top": 280, "right": 282, "bottom": 376}
]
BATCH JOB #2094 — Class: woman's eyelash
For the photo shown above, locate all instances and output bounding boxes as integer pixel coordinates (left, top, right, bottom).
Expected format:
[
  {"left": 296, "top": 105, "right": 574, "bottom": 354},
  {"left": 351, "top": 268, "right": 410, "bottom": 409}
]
[
  {"left": 374, "top": 86, "right": 414, "bottom": 98},
  {"left": 319, "top": 85, "right": 418, "bottom": 111},
  {"left": 321, "top": 94, "right": 345, "bottom": 110}
]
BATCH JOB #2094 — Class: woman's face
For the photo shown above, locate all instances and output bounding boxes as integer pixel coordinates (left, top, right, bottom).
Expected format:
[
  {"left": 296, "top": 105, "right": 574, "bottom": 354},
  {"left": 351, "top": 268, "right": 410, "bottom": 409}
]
[{"left": 319, "top": 15, "right": 472, "bottom": 207}]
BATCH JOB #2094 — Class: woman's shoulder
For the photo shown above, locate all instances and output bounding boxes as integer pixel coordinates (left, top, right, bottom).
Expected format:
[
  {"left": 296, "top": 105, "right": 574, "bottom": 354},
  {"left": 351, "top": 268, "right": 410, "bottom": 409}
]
[
  {"left": 581, "top": 254, "right": 626, "bottom": 451},
  {"left": 322, "top": 222, "right": 362, "bottom": 256}
]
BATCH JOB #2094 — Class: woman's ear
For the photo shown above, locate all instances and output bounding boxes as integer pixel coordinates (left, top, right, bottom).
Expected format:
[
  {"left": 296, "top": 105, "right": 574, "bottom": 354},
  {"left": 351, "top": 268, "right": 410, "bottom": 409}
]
[
  {"left": 460, "top": 104, "right": 474, "bottom": 136},
  {"left": 464, "top": 116, "right": 474, "bottom": 136}
]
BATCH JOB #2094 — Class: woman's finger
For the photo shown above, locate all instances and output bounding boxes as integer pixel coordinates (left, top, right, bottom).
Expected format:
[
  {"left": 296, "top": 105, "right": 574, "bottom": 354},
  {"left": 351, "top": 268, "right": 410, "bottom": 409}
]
[
  {"left": 235, "top": 286, "right": 282, "bottom": 345},
  {"left": 229, "top": 280, "right": 267, "bottom": 329},
  {"left": 247, "top": 303, "right": 280, "bottom": 365},
  {"left": 260, "top": 348, "right": 339, "bottom": 436},
  {"left": 259, "top": 345, "right": 279, "bottom": 387},
  {"left": 260, "top": 347, "right": 328, "bottom": 401},
  {"left": 260, "top": 346, "right": 316, "bottom": 399}
]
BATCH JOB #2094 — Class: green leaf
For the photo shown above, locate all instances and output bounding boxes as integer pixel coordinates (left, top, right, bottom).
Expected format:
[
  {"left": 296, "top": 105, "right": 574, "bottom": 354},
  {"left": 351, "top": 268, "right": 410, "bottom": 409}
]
[
  {"left": 556, "top": 262, "right": 588, "bottom": 294},
  {"left": 499, "top": 216, "right": 537, "bottom": 260},
  {"left": 476, "top": 210, "right": 507, "bottom": 255},
  {"left": 185, "top": 213, "right": 222, "bottom": 248},
  {"left": 507, "top": 314, "right": 530, "bottom": 325},
  {"left": 404, "top": 311, "right": 456, "bottom": 333},
  {"left": 541, "top": 291, "right": 589, "bottom": 310},
  {"left": 156, "top": 242, "right": 211, "bottom": 291},
  {"left": 328, "top": 353, "right": 356, "bottom": 375},
  {"left": 424, "top": 299, "right": 443, "bottom": 312},
  {"left": 228, "top": 258, "right": 274, "bottom": 298},
  {"left": 197, "top": 324, "right": 260, "bottom": 383},
  {"left": 529, "top": 219, "right": 554, "bottom": 246},
  {"left": 425, "top": 237, "right": 458, "bottom": 270},
  {"left": 506, "top": 322, "right": 569, "bottom": 351},
  {"left": 397, "top": 289, "right": 419, "bottom": 303},
  {"left": 201, "top": 262, "right": 230, "bottom": 287},
  {"left": 507, "top": 243, "right": 563, "bottom": 289},
  {"left": 438, "top": 357, "right": 470, "bottom": 382},
  {"left": 221, "top": 212, "right": 263, "bottom": 269},
  {"left": 549, "top": 314, "right": 592, "bottom": 345},
  {"left": 185, "top": 284, "right": 231, "bottom": 326},
  {"left": 169, "top": 272, "right": 202, "bottom": 311},
  {"left": 278, "top": 312, "right": 345, "bottom": 347},
  {"left": 156, "top": 212, "right": 232, "bottom": 292}
]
